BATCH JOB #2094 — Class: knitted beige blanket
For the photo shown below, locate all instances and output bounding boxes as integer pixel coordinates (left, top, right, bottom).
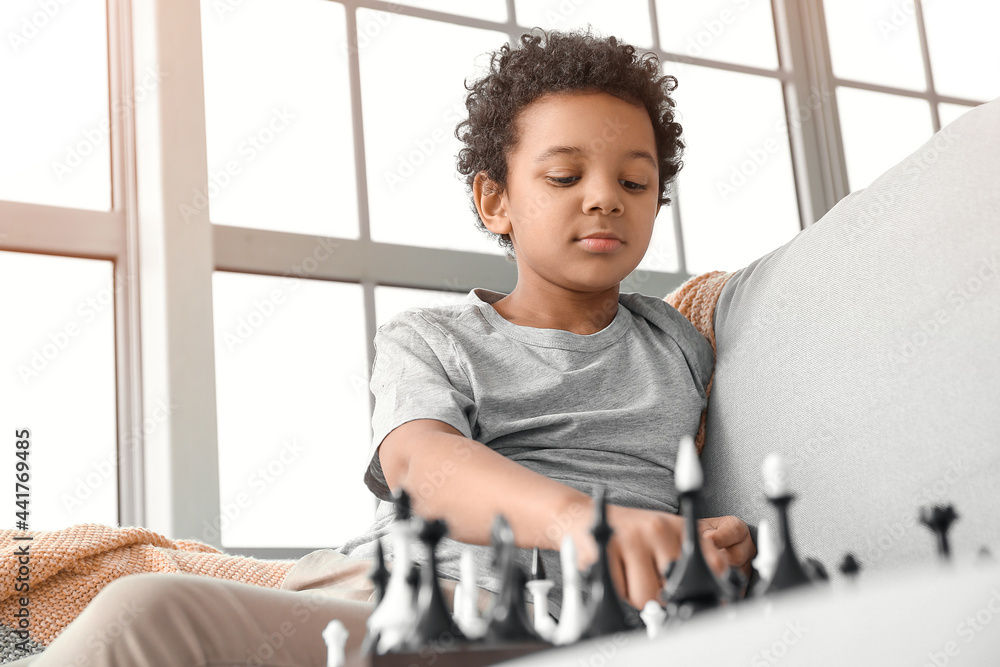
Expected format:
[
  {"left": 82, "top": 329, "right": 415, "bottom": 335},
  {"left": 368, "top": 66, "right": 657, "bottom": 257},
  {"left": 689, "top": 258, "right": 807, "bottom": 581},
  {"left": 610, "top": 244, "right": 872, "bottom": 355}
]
[
  {"left": 0, "top": 523, "right": 295, "bottom": 662},
  {"left": 664, "top": 270, "right": 736, "bottom": 455},
  {"left": 0, "top": 271, "right": 732, "bottom": 664}
]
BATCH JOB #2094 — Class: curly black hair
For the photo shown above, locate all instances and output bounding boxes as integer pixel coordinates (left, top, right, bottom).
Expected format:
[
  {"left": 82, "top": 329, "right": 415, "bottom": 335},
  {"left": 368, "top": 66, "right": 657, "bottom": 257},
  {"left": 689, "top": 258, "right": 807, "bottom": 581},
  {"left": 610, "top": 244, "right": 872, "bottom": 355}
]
[{"left": 454, "top": 25, "right": 684, "bottom": 261}]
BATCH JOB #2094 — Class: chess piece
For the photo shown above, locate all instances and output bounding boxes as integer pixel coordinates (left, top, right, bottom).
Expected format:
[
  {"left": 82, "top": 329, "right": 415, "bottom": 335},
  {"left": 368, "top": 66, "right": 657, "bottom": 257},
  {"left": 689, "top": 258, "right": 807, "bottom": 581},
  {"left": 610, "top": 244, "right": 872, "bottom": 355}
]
[
  {"left": 369, "top": 539, "right": 390, "bottom": 605},
  {"left": 838, "top": 553, "right": 861, "bottom": 582},
  {"left": 525, "top": 548, "right": 557, "bottom": 642},
  {"left": 453, "top": 549, "right": 487, "bottom": 639},
  {"left": 366, "top": 489, "right": 419, "bottom": 653},
  {"left": 760, "top": 453, "right": 811, "bottom": 594},
  {"left": 752, "top": 520, "right": 778, "bottom": 585},
  {"left": 663, "top": 435, "right": 727, "bottom": 614},
  {"left": 323, "top": 619, "right": 349, "bottom": 667},
  {"left": 803, "top": 557, "right": 829, "bottom": 582},
  {"left": 639, "top": 600, "right": 667, "bottom": 639},
  {"left": 409, "top": 517, "right": 465, "bottom": 648},
  {"left": 484, "top": 514, "right": 540, "bottom": 643},
  {"left": 919, "top": 504, "right": 959, "bottom": 561},
  {"left": 585, "top": 486, "right": 641, "bottom": 637},
  {"left": 554, "top": 534, "right": 588, "bottom": 645},
  {"left": 725, "top": 566, "right": 748, "bottom": 603}
]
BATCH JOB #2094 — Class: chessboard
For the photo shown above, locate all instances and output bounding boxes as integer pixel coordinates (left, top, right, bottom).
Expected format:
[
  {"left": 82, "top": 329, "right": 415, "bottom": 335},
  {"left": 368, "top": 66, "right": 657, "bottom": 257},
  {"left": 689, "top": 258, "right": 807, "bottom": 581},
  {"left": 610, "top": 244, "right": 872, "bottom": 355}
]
[{"left": 324, "top": 435, "right": 990, "bottom": 667}]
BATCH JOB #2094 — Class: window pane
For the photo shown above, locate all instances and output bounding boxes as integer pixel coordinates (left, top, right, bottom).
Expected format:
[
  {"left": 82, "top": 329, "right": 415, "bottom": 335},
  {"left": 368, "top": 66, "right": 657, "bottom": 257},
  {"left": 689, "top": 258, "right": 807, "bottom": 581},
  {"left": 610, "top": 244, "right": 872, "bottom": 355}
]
[
  {"left": 635, "top": 208, "right": 679, "bottom": 274},
  {"left": 939, "top": 102, "right": 978, "bottom": 130},
  {"left": 212, "top": 273, "right": 373, "bottom": 547},
  {"left": 823, "top": 0, "right": 925, "bottom": 91},
  {"left": 375, "top": 286, "right": 467, "bottom": 330},
  {"left": 669, "top": 64, "right": 800, "bottom": 274},
  {"left": 655, "top": 0, "right": 779, "bottom": 70},
  {"left": 514, "top": 0, "right": 654, "bottom": 50},
  {"left": 361, "top": 10, "right": 507, "bottom": 254},
  {"left": 0, "top": 251, "right": 118, "bottom": 529},
  {"left": 388, "top": 0, "right": 506, "bottom": 22},
  {"left": 923, "top": 0, "right": 1000, "bottom": 102},
  {"left": 200, "top": 0, "right": 358, "bottom": 237},
  {"left": 0, "top": 0, "right": 110, "bottom": 210},
  {"left": 837, "top": 87, "right": 934, "bottom": 192}
]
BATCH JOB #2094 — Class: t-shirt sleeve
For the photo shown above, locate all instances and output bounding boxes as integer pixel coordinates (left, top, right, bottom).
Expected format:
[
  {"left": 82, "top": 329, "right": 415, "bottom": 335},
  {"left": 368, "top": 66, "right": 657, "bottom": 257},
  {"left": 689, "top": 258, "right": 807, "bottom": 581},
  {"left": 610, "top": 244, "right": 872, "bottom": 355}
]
[{"left": 363, "top": 312, "right": 477, "bottom": 501}]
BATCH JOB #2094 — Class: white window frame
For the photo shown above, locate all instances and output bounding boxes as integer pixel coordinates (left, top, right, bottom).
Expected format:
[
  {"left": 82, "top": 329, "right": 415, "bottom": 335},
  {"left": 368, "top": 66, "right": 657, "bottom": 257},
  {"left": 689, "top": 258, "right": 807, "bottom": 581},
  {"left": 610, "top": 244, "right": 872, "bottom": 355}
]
[{"left": 6, "top": 0, "right": 983, "bottom": 560}]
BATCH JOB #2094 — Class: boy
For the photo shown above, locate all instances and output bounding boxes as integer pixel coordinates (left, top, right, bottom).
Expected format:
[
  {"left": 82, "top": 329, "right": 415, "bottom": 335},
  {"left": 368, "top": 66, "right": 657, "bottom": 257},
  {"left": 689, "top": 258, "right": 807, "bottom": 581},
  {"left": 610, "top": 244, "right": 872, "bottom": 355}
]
[{"left": 24, "top": 26, "right": 753, "bottom": 667}]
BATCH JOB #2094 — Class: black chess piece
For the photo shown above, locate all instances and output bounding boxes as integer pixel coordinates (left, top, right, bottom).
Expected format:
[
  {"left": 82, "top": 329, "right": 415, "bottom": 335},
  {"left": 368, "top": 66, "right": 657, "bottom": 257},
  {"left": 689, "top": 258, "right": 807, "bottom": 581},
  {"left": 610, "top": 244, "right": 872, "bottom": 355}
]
[
  {"left": 761, "top": 455, "right": 812, "bottom": 595},
  {"left": 919, "top": 504, "right": 959, "bottom": 561},
  {"left": 585, "top": 486, "right": 644, "bottom": 637},
  {"left": 663, "top": 439, "right": 728, "bottom": 615},
  {"left": 531, "top": 547, "right": 547, "bottom": 581},
  {"left": 369, "top": 539, "right": 390, "bottom": 605},
  {"left": 484, "top": 515, "right": 541, "bottom": 643},
  {"left": 803, "top": 557, "right": 829, "bottom": 583},
  {"left": 407, "top": 517, "right": 466, "bottom": 649},
  {"left": 725, "top": 566, "right": 747, "bottom": 603},
  {"left": 838, "top": 553, "right": 861, "bottom": 582}
]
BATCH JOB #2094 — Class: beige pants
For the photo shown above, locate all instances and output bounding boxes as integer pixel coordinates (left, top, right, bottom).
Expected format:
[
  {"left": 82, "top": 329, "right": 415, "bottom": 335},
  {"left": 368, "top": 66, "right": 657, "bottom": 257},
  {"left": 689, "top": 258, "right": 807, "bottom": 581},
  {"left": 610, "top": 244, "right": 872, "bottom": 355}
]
[{"left": 20, "top": 552, "right": 493, "bottom": 667}]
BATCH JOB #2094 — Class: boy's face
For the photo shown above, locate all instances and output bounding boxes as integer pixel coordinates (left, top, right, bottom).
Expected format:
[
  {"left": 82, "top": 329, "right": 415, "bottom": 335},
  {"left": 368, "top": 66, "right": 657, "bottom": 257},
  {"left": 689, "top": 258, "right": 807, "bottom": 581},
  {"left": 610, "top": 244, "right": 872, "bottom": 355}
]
[{"left": 477, "top": 90, "right": 661, "bottom": 295}]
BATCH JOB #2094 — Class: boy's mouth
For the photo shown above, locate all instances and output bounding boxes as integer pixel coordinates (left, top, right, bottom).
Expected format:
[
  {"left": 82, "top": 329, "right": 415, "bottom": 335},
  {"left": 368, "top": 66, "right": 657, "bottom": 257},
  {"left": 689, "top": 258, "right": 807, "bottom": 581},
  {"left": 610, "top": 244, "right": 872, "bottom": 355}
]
[{"left": 577, "top": 237, "right": 623, "bottom": 252}]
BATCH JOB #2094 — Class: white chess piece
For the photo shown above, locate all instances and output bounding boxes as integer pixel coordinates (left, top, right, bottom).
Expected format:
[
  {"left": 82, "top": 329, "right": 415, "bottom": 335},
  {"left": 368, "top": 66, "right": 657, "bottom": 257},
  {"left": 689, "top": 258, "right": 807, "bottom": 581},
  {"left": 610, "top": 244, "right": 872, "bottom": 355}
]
[
  {"left": 453, "top": 549, "right": 487, "bottom": 639},
  {"left": 639, "top": 600, "right": 667, "bottom": 639},
  {"left": 525, "top": 577, "right": 556, "bottom": 642},
  {"left": 553, "top": 535, "right": 588, "bottom": 645},
  {"left": 753, "top": 519, "right": 778, "bottom": 583},
  {"left": 322, "top": 619, "right": 349, "bottom": 667},
  {"left": 366, "top": 518, "right": 418, "bottom": 653}
]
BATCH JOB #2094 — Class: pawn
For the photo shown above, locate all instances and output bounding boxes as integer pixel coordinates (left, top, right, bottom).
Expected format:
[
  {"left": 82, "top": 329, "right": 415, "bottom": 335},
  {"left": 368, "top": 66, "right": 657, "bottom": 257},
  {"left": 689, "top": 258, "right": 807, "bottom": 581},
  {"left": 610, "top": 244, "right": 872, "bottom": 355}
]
[
  {"left": 585, "top": 486, "right": 641, "bottom": 637},
  {"left": 484, "top": 515, "right": 540, "bottom": 643},
  {"left": 663, "top": 435, "right": 727, "bottom": 614},
  {"left": 639, "top": 600, "right": 667, "bottom": 639},
  {"left": 323, "top": 620, "right": 349, "bottom": 667},
  {"left": 409, "top": 517, "right": 465, "bottom": 649},
  {"left": 919, "top": 504, "right": 959, "bottom": 561},
  {"left": 554, "top": 534, "right": 588, "bottom": 646},
  {"left": 838, "top": 553, "right": 861, "bottom": 582},
  {"left": 453, "top": 550, "right": 487, "bottom": 639},
  {"left": 760, "top": 453, "right": 811, "bottom": 594}
]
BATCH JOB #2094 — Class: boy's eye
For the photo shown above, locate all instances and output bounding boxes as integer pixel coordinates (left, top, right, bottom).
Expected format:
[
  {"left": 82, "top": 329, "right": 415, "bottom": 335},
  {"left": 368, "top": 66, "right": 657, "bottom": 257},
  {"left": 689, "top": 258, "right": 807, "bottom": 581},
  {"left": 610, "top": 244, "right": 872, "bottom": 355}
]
[{"left": 546, "top": 176, "right": 648, "bottom": 191}]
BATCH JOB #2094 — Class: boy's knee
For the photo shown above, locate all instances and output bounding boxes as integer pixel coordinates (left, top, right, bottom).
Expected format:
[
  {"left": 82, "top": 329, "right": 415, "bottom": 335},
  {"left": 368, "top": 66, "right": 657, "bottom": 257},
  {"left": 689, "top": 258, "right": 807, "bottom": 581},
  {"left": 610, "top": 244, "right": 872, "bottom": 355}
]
[{"left": 94, "top": 573, "right": 196, "bottom": 621}]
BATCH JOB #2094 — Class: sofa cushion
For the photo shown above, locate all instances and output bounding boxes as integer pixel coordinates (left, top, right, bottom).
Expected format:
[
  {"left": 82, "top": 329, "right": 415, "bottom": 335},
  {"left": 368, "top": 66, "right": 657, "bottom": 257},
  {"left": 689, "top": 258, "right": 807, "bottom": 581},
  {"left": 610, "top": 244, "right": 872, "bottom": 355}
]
[{"left": 701, "top": 96, "right": 1000, "bottom": 573}]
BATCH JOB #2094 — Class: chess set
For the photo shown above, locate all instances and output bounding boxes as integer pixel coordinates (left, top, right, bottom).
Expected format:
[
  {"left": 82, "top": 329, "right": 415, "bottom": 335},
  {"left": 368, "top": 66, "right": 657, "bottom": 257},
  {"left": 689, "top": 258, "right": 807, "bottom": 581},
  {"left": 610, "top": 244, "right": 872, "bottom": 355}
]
[{"left": 320, "top": 435, "right": 973, "bottom": 667}]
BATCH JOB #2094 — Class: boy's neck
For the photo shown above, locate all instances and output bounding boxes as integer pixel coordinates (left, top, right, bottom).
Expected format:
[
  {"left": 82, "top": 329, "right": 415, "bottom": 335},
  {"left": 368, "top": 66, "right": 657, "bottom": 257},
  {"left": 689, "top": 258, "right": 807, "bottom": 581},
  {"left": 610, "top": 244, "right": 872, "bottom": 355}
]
[{"left": 489, "top": 284, "right": 621, "bottom": 335}]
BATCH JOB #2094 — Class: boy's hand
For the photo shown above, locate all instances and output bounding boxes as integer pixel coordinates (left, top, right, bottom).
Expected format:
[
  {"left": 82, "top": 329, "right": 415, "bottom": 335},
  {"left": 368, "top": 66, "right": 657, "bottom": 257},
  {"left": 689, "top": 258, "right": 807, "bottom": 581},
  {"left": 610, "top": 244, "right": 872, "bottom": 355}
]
[
  {"left": 567, "top": 504, "right": 754, "bottom": 610},
  {"left": 698, "top": 515, "right": 756, "bottom": 578}
]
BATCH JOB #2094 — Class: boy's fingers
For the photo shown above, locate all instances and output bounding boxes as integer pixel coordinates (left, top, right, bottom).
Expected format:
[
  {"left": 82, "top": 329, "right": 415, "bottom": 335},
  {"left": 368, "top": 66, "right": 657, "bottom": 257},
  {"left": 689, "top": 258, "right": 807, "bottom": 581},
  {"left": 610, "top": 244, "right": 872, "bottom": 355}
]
[
  {"left": 620, "top": 549, "right": 662, "bottom": 609},
  {"left": 701, "top": 517, "right": 750, "bottom": 549}
]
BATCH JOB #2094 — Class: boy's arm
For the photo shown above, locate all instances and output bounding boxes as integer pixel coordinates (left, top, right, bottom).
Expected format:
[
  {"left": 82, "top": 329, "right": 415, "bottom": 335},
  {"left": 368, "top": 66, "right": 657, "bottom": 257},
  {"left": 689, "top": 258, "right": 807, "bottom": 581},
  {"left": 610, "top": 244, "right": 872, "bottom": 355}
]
[{"left": 378, "top": 418, "right": 756, "bottom": 609}]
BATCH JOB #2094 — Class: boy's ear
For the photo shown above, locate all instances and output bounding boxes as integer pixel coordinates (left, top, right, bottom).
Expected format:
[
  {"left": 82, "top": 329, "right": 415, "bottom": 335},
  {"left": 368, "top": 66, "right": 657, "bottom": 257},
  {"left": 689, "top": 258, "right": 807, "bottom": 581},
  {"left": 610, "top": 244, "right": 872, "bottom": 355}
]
[{"left": 474, "top": 172, "right": 512, "bottom": 235}]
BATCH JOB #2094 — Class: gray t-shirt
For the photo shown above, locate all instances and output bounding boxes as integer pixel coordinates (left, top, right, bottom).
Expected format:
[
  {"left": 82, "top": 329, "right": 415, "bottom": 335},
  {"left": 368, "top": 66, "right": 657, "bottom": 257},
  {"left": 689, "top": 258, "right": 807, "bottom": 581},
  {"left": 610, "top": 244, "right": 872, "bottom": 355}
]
[{"left": 335, "top": 287, "right": 714, "bottom": 615}]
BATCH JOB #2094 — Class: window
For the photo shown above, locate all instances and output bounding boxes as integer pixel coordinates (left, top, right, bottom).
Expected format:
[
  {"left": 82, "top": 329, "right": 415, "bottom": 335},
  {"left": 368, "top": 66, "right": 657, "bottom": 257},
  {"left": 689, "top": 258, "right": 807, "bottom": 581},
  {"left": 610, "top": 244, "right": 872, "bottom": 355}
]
[{"left": 4, "top": 0, "right": 987, "bottom": 554}]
